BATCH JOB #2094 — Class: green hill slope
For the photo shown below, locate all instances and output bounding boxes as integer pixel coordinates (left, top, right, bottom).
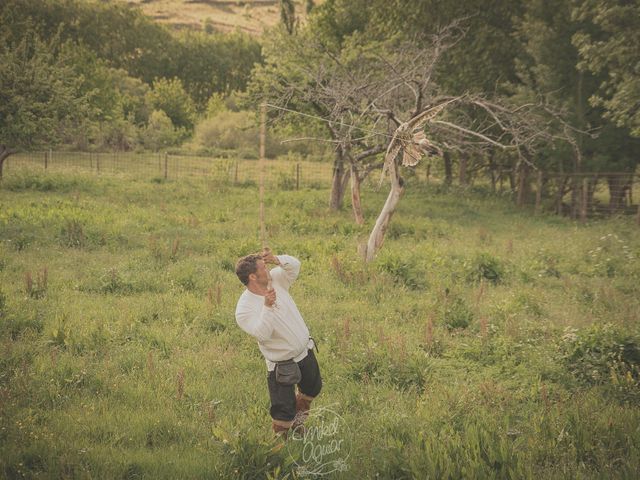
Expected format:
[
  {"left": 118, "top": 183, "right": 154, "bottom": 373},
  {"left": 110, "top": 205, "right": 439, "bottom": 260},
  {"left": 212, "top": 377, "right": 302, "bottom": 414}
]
[{"left": 125, "top": 0, "right": 314, "bottom": 34}]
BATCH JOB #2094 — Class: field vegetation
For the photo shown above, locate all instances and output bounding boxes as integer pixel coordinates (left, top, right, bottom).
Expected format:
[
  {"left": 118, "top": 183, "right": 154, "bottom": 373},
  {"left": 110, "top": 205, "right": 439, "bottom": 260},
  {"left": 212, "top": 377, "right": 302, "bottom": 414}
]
[{"left": 1, "top": 168, "right": 639, "bottom": 478}]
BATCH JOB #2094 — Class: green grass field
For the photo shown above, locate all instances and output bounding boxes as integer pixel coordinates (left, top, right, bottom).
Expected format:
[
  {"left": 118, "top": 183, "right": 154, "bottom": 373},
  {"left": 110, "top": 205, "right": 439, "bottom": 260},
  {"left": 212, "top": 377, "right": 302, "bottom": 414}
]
[{"left": 1, "top": 167, "right": 639, "bottom": 479}]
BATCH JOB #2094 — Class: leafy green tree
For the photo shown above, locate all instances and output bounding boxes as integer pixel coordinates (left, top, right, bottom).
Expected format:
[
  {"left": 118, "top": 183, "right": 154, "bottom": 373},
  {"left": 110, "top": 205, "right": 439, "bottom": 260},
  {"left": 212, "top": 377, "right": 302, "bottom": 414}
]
[
  {"left": 0, "top": 0, "right": 177, "bottom": 85},
  {"left": 99, "top": 114, "right": 139, "bottom": 151},
  {"left": 0, "top": 28, "right": 89, "bottom": 178},
  {"left": 140, "top": 110, "right": 183, "bottom": 152},
  {"left": 573, "top": 0, "right": 640, "bottom": 137},
  {"left": 172, "top": 31, "right": 262, "bottom": 108},
  {"left": 513, "top": 0, "right": 639, "bottom": 212},
  {"left": 42, "top": 42, "right": 151, "bottom": 151},
  {"left": 146, "top": 78, "right": 196, "bottom": 131}
]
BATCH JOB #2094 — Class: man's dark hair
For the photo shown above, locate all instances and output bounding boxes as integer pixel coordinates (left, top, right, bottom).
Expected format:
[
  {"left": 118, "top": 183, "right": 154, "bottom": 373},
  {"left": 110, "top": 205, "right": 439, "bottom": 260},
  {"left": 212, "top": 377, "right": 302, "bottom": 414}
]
[{"left": 235, "top": 254, "right": 262, "bottom": 285}]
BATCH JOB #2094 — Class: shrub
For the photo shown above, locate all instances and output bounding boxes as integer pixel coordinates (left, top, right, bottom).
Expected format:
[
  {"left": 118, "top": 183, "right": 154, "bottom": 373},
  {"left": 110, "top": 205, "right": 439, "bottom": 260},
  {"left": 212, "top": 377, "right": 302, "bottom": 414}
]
[
  {"left": 277, "top": 174, "right": 297, "bottom": 191},
  {"left": 212, "top": 424, "right": 294, "bottom": 479},
  {"left": 78, "top": 268, "right": 137, "bottom": 295},
  {"left": 193, "top": 111, "right": 258, "bottom": 153},
  {"left": 387, "top": 221, "right": 415, "bottom": 239},
  {"left": 440, "top": 295, "right": 473, "bottom": 330},
  {"left": 348, "top": 348, "right": 432, "bottom": 391},
  {"left": 2, "top": 171, "right": 82, "bottom": 192},
  {"left": 529, "top": 248, "right": 561, "bottom": 278},
  {"left": 377, "top": 254, "right": 426, "bottom": 290},
  {"left": 59, "top": 219, "right": 86, "bottom": 248},
  {"left": 1, "top": 311, "right": 45, "bottom": 340},
  {"left": 193, "top": 110, "right": 288, "bottom": 157},
  {"left": 465, "top": 253, "right": 505, "bottom": 284},
  {"left": 139, "top": 110, "right": 186, "bottom": 151},
  {"left": 560, "top": 323, "right": 640, "bottom": 400}
]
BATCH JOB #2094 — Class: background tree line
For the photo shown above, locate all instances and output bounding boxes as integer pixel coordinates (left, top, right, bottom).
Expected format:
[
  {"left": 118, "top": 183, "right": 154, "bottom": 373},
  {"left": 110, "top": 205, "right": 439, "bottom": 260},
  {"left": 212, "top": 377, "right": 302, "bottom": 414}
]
[
  {"left": 0, "top": 0, "right": 263, "bottom": 176},
  {"left": 250, "top": 0, "right": 640, "bottom": 220},
  {"left": 1, "top": 0, "right": 638, "bottom": 196}
]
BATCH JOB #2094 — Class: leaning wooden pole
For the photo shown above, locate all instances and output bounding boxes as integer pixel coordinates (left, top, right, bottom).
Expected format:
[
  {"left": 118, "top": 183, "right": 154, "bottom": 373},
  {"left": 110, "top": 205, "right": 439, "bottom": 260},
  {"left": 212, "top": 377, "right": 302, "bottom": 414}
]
[
  {"left": 259, "top": 103, "right": 268, "bottom": 249},
  {"left": 259, "top": 104, "right": 274, "bottom": 294}
]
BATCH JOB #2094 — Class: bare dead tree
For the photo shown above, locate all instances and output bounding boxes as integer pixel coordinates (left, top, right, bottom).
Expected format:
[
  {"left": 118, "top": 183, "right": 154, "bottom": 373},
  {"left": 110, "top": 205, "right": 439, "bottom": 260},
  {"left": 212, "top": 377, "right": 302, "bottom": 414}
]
[
  {"left": 252, "top": 21, "right": 581, "bottom": 249},
  {"left": 253, "top": 29, "right": 394, "bottom": 216},
  {"left": 357, "top": 31, "right": 581, "bottom": 259}
]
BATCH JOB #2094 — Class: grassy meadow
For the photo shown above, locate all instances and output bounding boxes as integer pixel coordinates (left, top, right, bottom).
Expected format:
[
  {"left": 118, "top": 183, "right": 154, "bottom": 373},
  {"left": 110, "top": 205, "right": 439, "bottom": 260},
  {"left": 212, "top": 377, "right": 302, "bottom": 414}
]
[{"left": 1, "top": 166, "right": 639, "bottom": 479}]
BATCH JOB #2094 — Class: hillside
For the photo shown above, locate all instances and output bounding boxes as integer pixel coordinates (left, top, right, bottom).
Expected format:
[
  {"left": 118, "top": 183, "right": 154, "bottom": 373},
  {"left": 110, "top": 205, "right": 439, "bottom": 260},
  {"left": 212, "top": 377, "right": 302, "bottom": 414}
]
[{"left": 125, "top": 0, "right": 315, "bottom": 35}]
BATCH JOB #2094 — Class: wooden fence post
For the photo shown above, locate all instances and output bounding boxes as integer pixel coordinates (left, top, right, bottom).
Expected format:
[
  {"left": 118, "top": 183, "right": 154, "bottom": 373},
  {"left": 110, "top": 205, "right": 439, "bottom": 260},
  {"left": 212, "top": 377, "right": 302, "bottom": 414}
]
[
  {"left": 44, "top": 151, "right": 48, "bottom": 171},
  {"left": 96, "top": 153, "right": 100, "bottom": 173},
  {"left": 164, "top": 153, "right": 168, "bottom": 179},
  {"left": 296, "top": 162, "right": 300, "bottom": 190},
  {"left": 535, "top": 170, "right": 543, "bottom": 214},
  {"left": 580, "top": 177, "right": 589, "bottom": 222}
]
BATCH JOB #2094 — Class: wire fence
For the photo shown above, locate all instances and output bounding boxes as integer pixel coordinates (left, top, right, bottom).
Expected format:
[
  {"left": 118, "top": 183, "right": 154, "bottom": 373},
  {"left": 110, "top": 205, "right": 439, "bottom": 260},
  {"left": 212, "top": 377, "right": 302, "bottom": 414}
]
[
  {"left": 2, "top": 150, "right": 339, "bottom": 189},
  {"left": 3, "top": 150, "right": 436, "bottom": 190},
  {"left": 4, "top": 150, "right": 639, "bottom": 223},
  {"left": 499, "top": 171, "right": 640, "bottom": 222}
]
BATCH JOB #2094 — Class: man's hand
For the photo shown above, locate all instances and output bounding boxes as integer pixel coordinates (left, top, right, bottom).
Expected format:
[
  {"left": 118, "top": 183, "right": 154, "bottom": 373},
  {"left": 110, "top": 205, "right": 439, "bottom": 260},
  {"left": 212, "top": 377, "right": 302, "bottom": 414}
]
[
  {"left": 261, "top": 247, "right": 280, "bottom": 265},
  {"left": 264, "top": 288, "right": 277, "bottom": 307}
]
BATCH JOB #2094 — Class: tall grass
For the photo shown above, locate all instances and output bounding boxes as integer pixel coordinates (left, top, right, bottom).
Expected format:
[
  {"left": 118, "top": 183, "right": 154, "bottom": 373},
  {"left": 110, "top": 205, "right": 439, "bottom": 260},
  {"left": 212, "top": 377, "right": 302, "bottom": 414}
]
[{"left": 1, "top": 170, "right": 639, "bottom": 478}]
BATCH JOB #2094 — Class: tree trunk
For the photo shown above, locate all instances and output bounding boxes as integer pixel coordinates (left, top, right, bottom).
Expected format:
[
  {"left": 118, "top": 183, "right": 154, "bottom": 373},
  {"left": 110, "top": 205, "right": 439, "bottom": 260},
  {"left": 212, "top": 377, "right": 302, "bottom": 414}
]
[
  {"left": 0, "top": 145, "right": 15, "bottom": 180},
  {"left": 516, "top": 163, "right": 529, "bottom": 207},
  {"left": 329, "top": 148, "right": 346, "bottom": 210},
  {"left": 350, "top": 164, "right": 364, "bottom": 225},
  {"left": 570, "top": 176, "right": 579, "bottom": 219},
  {"left": 509, "top": 165, "right": 516, "bottom": 198},
  {"left": 459, "top": 154, "right": 468, "bottom": 186},
  {"left": 365, "top": 159, "right": 405, "bottom": 262},
  {"left": 489, "top": 153, "right": 497, "bottom": 194},
  {"left": 443, "top": 151, "right": 452, "bottom": 186}
]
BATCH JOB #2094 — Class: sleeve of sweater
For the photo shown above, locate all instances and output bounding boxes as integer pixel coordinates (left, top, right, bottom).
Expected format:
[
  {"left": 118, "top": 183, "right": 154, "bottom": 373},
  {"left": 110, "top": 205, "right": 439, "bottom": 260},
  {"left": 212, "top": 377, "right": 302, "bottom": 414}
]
[
  {"left": 270, "top": 255, "right": 301, "bottom": 291},
  {"left": 235, "top": 299, "right": 275, "bottom": 343}
]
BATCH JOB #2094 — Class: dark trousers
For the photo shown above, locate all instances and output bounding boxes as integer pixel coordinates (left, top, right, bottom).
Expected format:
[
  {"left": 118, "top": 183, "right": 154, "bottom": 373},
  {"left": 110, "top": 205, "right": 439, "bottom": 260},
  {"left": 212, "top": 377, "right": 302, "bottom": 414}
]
[{"left": 267, "top": 349, "right": 322, "bottom": 422}]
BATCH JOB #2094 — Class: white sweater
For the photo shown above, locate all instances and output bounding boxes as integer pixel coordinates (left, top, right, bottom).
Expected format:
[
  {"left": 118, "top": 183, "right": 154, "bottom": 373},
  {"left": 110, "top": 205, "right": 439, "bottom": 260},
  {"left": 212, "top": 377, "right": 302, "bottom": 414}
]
[{"left": 235, "top": 255, "right": 313, "bottom": 371}]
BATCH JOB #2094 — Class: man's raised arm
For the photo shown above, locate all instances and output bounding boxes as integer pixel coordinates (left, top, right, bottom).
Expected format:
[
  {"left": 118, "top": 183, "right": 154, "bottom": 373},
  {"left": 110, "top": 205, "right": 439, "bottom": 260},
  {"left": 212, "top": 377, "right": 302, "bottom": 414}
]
[
  {"left": 235, "top": 303, "right": 275, "bottom": 343},
  {"left": 271, "top": 255, "right": 300, "bottom": 290}
]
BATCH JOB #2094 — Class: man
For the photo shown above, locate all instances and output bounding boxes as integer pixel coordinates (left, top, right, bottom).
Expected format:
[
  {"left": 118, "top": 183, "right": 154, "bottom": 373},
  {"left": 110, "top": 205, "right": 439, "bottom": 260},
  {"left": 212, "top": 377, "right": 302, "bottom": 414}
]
[{"left": 235, "top": 249, "right": 322, "bottom": 437}]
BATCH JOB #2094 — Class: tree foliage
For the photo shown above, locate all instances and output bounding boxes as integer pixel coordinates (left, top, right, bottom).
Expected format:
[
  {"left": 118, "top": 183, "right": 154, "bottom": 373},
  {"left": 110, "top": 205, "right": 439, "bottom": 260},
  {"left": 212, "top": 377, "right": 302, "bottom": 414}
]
[
  {"left": 573, "top": 0, "right": 640, "bottom": 137},
  {"left": 0, "top": 27, "right": 90, "bottom": 175},
  {"left": 146, "top": 78, "right": 196, "bottom": 131}
]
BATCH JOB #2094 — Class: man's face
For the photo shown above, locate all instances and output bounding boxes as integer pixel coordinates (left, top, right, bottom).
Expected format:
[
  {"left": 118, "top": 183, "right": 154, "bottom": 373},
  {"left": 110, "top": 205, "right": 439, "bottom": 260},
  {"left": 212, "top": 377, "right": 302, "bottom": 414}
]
[{"left": 251, "top": 259, "right": 271, "bottom": 288}]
